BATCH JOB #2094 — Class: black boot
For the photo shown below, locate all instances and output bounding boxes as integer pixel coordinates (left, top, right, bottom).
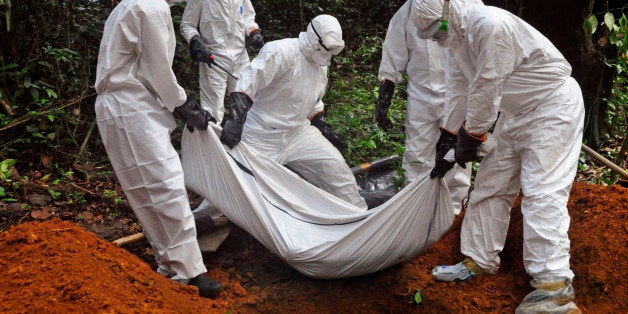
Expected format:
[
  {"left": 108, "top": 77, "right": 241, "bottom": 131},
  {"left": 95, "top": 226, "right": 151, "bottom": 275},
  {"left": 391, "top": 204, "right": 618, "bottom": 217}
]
[{"left": 188, "top": 273, "right": 223, "bottom": 298}]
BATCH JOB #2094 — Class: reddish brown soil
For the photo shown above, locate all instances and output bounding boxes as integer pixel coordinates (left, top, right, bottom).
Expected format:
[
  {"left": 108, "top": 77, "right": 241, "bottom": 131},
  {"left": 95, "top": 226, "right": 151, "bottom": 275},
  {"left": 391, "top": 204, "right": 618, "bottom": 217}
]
[{"left": 0, "top": 182, "right": 626, "bottom": 313}]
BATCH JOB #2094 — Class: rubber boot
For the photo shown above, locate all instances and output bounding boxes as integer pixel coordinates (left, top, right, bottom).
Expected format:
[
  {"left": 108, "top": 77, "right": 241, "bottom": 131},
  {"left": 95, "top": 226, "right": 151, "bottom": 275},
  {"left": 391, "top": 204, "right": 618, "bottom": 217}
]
[{"left": 188, "top": 273, "right": 223, "bottom": 298}]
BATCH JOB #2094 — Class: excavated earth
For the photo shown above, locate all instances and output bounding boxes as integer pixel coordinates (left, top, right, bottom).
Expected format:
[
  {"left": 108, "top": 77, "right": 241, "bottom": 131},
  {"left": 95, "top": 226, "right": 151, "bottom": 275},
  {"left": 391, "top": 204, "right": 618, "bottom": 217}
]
[{"left": 0, "top": 182, "right": 626, "bottom": 313}]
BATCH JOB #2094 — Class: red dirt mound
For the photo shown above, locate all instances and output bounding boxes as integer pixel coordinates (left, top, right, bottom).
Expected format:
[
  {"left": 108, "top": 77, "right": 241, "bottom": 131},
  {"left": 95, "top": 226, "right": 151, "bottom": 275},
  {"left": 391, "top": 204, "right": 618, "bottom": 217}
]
[
  {"left": 0, "top": 220, "right": 249, "bottom": 313},
  {"left": 0, "top": 182, "right": 626, "bottom": 313}
]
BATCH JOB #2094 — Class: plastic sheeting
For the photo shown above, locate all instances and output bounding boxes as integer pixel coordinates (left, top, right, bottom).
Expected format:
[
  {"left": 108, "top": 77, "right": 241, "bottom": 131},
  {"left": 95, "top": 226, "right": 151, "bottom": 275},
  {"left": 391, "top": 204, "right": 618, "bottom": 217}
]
[{"left": 181, "top": 125, "right": 454, "bottom": 279}]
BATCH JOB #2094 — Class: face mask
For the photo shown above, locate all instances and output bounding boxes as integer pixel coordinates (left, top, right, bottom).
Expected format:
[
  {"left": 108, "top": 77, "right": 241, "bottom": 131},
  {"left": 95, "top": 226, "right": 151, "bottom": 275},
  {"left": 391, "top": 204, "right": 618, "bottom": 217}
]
[
  {"left": 437, "top": 30, "right": 454, "bottom": 47},
  {"left": 312, "top": 51, "right": 333, "bottom": 66}
]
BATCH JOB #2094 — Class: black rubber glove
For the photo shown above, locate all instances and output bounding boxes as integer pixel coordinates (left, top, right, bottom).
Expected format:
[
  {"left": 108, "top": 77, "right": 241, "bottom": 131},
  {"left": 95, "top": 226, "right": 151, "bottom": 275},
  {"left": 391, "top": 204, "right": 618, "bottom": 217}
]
[
  {"left": 174, "top": 95, "right": 215, "bottom": 133},
  {"left": 220, "top": 92, "right": 253, "bottom": 148},
  {"left": 430, "top": 128, "right": 458, "bottom": 178},
  {"left": 375, "top": 80, "right": 395, "bottom": 131},
  {"left": 189, "top": 35, "right": 214, "bottom": 65},
  {"left": 311, "top": 112, "right": 348, "bottom": 154},
  {"left": 455, "top": 123, "right": 486, "bottom": 168},
  {"left": 248, "top": 29, "right": 264, "bottom": 50}
]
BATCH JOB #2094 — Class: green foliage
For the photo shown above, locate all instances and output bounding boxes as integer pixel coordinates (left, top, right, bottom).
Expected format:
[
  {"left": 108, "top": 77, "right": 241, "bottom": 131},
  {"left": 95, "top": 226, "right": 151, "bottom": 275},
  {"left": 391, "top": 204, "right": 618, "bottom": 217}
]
[
  {"left": 252, "top": 0, "right": 404, "bottom": 46},
  {"left": 0, "top": 0, "right": 620, "bottom": 199},
  {"left": 0, "top": 158, "right": 15, "bottom": 181},
  {"left": 583, "top": 14, "right": 598, "bottom": 36},
  {"left": 0, "top": 0, "right": 110, "bottom": 168},
  {"left": 103, "top": 189, "right": 125, "bottom": 218},
  {"left": 48, "top": 188, "right": 62, "bottom": 199},
  {"left": 325, "top": 37, "right": 406, "bottom": 167},
  {"left": 0, "top": 0, "right": 10, "bottom": 32},
  {"left": 411, "top": 289, "right": 423, "bottom": 305},
  {"left": 65, "top": 190, "right": 86, "bottom": 205},
  {"left": 0, "top": 0, "right": 407, "bottom": 177},
  {"left": 0, "top": 60, "right": 59, "bottom": 121},
  {"left": 0, "top": 158, "right": 18, "bottom": 202},
  {"left": 584, "top": 9, "right": 627, "bottom": 181}
]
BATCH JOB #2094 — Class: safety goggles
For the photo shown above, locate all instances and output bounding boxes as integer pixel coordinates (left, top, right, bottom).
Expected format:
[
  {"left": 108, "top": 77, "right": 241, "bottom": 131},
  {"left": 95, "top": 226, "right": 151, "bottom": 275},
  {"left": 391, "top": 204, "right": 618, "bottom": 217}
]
[{"left": 310, "top": 22, "right": 345, "bottom": 55}]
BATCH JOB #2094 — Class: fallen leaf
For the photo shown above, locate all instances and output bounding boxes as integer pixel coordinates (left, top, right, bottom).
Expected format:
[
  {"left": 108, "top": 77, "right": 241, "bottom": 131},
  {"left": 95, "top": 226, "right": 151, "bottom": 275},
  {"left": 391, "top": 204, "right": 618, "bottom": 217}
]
[
  {"left": 31, "top": 208, "right": 52, "bottom": 220},
  {"left": 78, "top": 211, "right": 94, "bottom": 221},
  {"left": 41, "top": 156, "right": 53, "bottom": 170},
  {"left": 28, "top": 193, "right": 52, "bottom": 206}
]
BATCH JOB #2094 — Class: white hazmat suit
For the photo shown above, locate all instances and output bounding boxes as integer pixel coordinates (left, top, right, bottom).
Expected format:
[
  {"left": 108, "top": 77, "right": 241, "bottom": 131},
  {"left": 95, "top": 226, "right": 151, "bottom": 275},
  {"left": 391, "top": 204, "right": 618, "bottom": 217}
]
[
  {"left": 413, "top": 0, "right": 584, "bottom": 312},
  {"left": 226, "top": 15, "right": 368, "bottom": 210},
  {"left": 378, "top": 0, "right": 471, "bottom": 214},
  {"left": 94, "top": 0, "right": 207, "bottom": 282},
  {"left": 180, "top": 0, "right": 260, "bottom": 124}
]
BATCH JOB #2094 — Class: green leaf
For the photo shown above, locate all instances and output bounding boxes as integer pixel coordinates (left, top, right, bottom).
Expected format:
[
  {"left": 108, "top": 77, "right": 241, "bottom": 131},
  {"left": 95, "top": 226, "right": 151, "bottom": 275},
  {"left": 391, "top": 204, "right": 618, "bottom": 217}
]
[
  {"left": 45, "top": 88, "right": 58, "bottom": 99},
  {"left": 23, "top": 76, "right": 31, "bottom": 88},
  {"left": 413, "top": 289, "right": 423, "bottom": 304},
  {"left": 604, "top": 12, "right": 615, "bottom": 32},
  {"left": 583, "top": 15, "right": 598, "bottom": 35},
  {"left": 610, "top": 31, "right": 619, "bottom": 45},
  {"left": 1, "top": 158, "right": 16, "bottom": 170},
  {"left": 0, "top": 63, "right": 18, "bottom": 71},
  {"left": 620, "top": 14, "right": 627, "bottom": 28},
  {"left": 0, "top": 159, "right": 15, "bottom": 180},
  {"left": 29, "top": 88, "right": 39, "bottom": 102}
]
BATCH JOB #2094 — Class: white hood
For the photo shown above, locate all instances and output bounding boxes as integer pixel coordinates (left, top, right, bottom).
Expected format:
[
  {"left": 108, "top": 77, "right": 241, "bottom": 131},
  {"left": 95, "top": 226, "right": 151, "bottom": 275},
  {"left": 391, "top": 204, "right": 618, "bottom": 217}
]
[
  {"left": 299, "top": 15, "right": 345, "bottom": 66},
  {"left": 413, "top": 0, "right": 483, "bottom": 37}
]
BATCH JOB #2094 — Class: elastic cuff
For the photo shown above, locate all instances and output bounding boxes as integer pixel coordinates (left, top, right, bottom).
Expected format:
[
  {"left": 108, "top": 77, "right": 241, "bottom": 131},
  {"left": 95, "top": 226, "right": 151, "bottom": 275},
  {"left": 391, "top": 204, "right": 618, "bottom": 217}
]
[
  {"left": 439, "top": 126, "right": 458, "bottom": 136},
  {"left": 230, "top": 91, "right": 253, "bottom": 103},
  {"left": 462, "top": 257, "right": 487, "bottom": 275},
  {"left": 461, "top": 122, "right": 487, "bottom": 141},
  {"left": 532, "top": 278, "right": 572, "bottom": 291},
  {"left": 310, "top": 110, "right": 325, "bottom": 121}
]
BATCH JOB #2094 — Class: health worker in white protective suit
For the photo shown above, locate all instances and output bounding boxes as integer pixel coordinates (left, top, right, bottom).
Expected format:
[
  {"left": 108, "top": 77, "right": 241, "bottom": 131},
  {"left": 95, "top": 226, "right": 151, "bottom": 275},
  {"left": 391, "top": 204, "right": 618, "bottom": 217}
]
[
  {"left": 413, "top": 0, "right": 585, "bottom": 313},
  {"left": 220, "top": 15, "right": 368, "bottom": 210},
  {"left": 94, "top": 0, "right": 222, "bottom": 298},
  {"left": 180, "top": 0, "right": 264, "bottom": 125},
  {"left": 375, "top": 0, "right": 471, "bottom": 214},
  {"left": 180, "top": 0, "right": 264, "bottom": 226}
]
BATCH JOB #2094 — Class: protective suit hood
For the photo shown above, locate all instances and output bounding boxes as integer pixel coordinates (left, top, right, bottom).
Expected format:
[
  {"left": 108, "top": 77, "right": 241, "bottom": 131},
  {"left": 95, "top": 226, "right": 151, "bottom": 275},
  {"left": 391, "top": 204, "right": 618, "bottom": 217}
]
[
  {"left": 299, "top": 15, "right": 345, "bottom": 66},
  {"left": 413, "top": 0, "right": 483, "bottom": 39}
]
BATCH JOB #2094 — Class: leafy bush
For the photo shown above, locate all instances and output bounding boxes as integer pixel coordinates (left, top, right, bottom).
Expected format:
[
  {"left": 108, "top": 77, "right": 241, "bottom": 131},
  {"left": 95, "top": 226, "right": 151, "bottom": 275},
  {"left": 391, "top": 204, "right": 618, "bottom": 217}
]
[
  {"left": 0, "top": 1, "right": 111, "bottom": 167},
  {"left": 583, "top": 10, "right": 628, "bottom": 181}
]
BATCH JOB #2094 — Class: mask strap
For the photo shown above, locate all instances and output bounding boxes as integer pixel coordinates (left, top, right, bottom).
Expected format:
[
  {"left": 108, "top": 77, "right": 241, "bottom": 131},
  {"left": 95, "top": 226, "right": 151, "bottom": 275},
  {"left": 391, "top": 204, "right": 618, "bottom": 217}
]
[
  {"left": 440, "top": 0, "right": 450, "bottom": 31},
  {"left": 310, "top": 22, "right": 331, "bottom": 51}
]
